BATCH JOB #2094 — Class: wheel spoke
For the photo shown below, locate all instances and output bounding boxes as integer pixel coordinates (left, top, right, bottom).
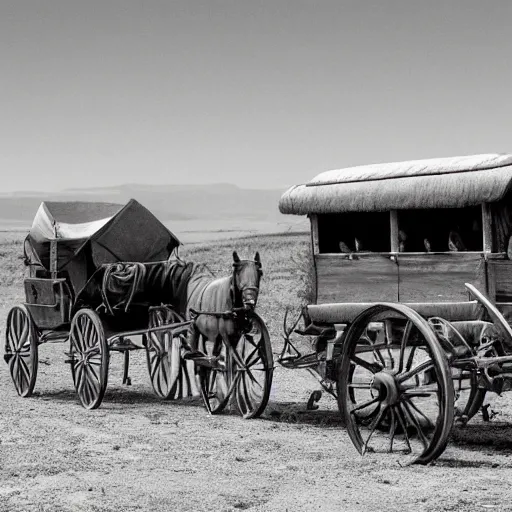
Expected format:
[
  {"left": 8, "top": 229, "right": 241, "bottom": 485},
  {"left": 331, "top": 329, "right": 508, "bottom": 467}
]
[
  {"left": 10, "top": 357, "right": 21, "bottom": 391},
  {"left": 14, "top": 309, "right": 22, "bottom": 341},
  {"left": 362, "top": 405, "right": 387, "bottom": 455},
  {"left": 244, "top": 367, "right": 264, "bottom": 390},
  {"left": 349, "top": 396, "right": 380, "bottom": 415},
  {"left": 18, "top": 319, "right": 29, "bottom": 348},
  {"left": 403, "top": 396, "right": 437, "bottom": 431},
  {"left": 81, "top": 370, "right": 92, "bottom": 405},
  {"left": 17, "top": 356, "right": 32, "bottom": 386},
  {"left": 398, "top": 359, "right": 434, "bottom": 383},
  {"left": 244, "top": 343, "right": 262, "bottom": 368},
  {"left": 372, "top": 346, "right": 387, "bottom": 367},
  {"left": 394, "top": 405, "right": 412, "bottom": 454},
  {"left": 86, "top": 359, "right": 101, "bottom": 381},
  {"left": 398, "top": 320, "right": 413, "bottom": 373},
  {"left": 242, "top": 333, "right": 258, "bottom": 350},
  {"left": 388, "top": 408, "right": 397, "bottom": 453},
  {"left": 348, "top": 382, "right": 373, "bottom": 389},
  {"left": 78, "top": 317, "right": 87, "bottom": 350},
  {"left": 150, "top": 354, "right": 164, "bottom": 380},
  {"left": 230, "top": 347, "right": 247, "bottom": 371},
  {"left": 75, "top": 363, "right": 86, "bottom": 394},
  {"left": 405, "top": 346, "right": 417, "bottom": 371},
  {"left": 401, "top": 401, "right": 429, "bottom": 450},
  {"left": 238, "top": 373, "right": 251, "bottom": 414},
  {"left": 83, "top": 317, "right": 94, "bottom": 349},
  {"left": 350, "top": 355, "right": 382, "bottom": 374}
]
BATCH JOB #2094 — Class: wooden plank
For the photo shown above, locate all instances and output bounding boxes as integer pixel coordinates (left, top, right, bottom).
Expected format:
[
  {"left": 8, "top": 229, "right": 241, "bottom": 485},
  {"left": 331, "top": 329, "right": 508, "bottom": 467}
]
[
  {"left": 315, "top": 254, "right": 398, "bottom": 304},
  {"left": 482, "top": 203, "right": 493, "bottom": 253},
  {"left": 488, "top": 261, "right": 512, "bottom": 301},
  {"left": 486, "top": 260, "right": 496, "bottom": 301},
  {"left": 310, "top": 214, "right": 320, "bottom": 255},
  {"left": 390, "top": 210, "right": 399, "bottom": 252},
  {"left": 24, "top": 279, "right": 59, "bottom": 305},
  {"left": 398, "top": 253, "right": 485, "bottom": 302},
  {"left": 308, "top": 301, "right": 481, "bottom": 324},
  {"left": 50, "top": 240, "right": 58, "bottom": 278}
]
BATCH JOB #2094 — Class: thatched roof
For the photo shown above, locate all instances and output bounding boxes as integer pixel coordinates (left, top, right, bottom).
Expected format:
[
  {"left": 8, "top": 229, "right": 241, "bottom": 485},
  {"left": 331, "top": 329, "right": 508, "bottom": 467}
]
[{"left": 279, "top": 154, "right": 512, "bottom": 215}]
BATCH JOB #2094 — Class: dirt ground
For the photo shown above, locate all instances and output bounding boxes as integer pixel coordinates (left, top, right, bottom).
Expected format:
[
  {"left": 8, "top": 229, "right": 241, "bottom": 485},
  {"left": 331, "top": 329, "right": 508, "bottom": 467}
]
[{"left": 2, "top": 232, "right": 512, "bottom": 511}]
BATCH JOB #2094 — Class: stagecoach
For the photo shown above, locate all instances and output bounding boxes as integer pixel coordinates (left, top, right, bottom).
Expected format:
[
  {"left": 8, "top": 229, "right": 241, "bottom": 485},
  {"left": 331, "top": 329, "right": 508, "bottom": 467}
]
[
  {"left": 4, "top": 199, "right": 272, "bottom": 417},
  {"left": 278, "top": 153, "right": 512, "bottom": 464}
]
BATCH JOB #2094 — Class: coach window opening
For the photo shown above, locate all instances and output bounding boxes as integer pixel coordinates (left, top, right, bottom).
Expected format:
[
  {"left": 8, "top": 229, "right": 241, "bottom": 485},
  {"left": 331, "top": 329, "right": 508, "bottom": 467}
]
[
  {"left": 395, "top": 206, "right": 484, "bottom": 253},
  {"left": 316, "top": 212, "right": 392, "bottom": 254}
]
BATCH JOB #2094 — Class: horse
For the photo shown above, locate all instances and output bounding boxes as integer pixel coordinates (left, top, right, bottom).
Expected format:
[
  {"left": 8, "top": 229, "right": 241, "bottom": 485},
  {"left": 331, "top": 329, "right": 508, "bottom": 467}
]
[
  {"left": 75, "top": 251, "right": 262, "bottom": 368},
  {"left": 167, "top": 251, "right": 263, "bottom": 368}
]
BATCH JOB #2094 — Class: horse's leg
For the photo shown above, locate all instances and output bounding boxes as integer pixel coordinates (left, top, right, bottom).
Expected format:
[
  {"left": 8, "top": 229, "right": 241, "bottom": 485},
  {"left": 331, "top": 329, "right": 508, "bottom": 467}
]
[
  {"left": 183, "top": 322, "right": 201, "bottom": 355},
  {"left": 184, "top": 317, "right": 224, "bottom": 370}
]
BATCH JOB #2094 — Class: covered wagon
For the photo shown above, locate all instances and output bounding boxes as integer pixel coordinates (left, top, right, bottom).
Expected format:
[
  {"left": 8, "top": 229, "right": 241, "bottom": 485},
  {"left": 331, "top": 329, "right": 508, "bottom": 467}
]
[{"left": 4, "top": 199, "right": 194, "bottom": 409}]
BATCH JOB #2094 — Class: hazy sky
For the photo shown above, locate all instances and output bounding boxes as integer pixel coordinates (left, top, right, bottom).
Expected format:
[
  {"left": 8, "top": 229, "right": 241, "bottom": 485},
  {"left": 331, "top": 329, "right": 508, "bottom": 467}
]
[{"left": 1, "top": 1, "right": 511, "bottom": 192}]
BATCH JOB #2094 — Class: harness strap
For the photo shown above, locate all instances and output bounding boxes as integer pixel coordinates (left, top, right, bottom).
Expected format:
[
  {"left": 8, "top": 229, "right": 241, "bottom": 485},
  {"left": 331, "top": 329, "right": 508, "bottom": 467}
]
[{"left": 189, "top": 307, "right": 235, "bottom": 320}]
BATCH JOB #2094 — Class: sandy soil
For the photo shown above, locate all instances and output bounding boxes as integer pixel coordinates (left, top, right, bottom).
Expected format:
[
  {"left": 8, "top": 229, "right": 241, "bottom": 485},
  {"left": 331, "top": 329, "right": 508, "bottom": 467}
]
[{"left": 2, "top": 232, "right": 512, "bottom": 511}]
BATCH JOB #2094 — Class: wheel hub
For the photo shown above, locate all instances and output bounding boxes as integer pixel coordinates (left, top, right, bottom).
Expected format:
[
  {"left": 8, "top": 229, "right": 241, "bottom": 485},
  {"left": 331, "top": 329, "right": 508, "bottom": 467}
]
[{"left": 371, "top": 371, "right": 400, "bottom": 406}]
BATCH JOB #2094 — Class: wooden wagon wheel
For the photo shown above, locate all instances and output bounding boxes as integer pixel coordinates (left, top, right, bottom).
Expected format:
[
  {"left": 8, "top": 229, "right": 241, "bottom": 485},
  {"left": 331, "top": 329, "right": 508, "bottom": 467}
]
[
  {"left": 4, "top": 305, "right": 39, "bottom": 397},
  {"left": 233, "top": 312, "right": 273, "bottom": 419},
  {"left": 146, "top": 307, "right": 199, "bottom": 399},
  {"left": 199, "top": 313, "right": 273, "bottom": 418},
  {"left": 427, "top": 316, "right": 494, "bottom": 422},
  {"left": 69, "top": 309, "right": 109, "bottom": 410},
  {"left": 338, "top": 303, "right": 454, "bottom": 465}
]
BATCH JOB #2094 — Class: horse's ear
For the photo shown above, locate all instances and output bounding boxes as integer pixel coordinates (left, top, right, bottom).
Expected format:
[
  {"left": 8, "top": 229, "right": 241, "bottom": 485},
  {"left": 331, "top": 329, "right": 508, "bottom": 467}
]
[
  {"left": 233, "top": 251, "right": 241, "bottom": 263},
  {"left": 255, "top": 252, "right": 261, "bottom": 266}
]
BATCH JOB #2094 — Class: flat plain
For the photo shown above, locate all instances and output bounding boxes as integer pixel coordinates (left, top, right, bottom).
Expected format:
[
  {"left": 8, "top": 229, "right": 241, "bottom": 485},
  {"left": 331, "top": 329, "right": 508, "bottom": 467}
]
[{"left": 2, "top": 230, "right": 512, "bottom": 511}]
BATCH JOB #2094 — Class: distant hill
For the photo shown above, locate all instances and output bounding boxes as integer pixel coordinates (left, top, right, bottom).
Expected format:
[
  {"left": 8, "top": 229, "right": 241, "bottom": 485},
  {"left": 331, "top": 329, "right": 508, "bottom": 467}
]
[{"left": 0, "top": 184, "right": 307, "bottom": 242}]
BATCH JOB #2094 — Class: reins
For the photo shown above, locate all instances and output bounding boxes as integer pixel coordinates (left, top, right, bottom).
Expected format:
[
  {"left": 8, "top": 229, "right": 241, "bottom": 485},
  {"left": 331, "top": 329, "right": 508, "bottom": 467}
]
[{"left": 188, "top": 306, "right": 248, "bottom": 320}]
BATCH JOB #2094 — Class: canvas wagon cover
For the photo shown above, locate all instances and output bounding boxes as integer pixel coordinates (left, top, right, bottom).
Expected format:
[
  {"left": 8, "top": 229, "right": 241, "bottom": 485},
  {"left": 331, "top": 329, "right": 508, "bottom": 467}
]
[
  {"left": 26, "top": 199, "right": 181, "bottom": 274},
  {"left": 279, "top": 153, "right": 512, "bottom": 214}
]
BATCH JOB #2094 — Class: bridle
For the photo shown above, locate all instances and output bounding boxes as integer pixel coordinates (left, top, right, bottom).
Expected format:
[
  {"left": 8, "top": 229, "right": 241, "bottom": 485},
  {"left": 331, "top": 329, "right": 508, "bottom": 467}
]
[{"left": 231, "top": 259, "right": 262, "bottom": 307}]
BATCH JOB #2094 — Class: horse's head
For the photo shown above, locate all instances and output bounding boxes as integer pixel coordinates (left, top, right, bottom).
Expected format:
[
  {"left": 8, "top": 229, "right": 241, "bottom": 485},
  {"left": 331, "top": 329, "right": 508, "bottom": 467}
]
[{"left": 232, "top": 251, "right": 263, "bottom": 310}]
